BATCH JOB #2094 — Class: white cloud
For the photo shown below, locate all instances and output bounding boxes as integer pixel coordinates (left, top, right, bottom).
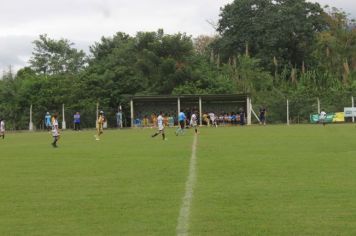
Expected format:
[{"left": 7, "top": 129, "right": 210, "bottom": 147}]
[
  {"left": 0, "top": 0, "right": 233, "bottom": 72},
  {"left": 0, "top": 0, "right": 354, "bottom": 73},
  {"left": 309, "top": 0, "right": 356, "bottom": 15}
]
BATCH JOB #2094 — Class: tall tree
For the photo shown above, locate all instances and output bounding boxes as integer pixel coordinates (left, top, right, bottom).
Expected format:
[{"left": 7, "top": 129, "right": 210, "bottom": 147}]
[
  {"left": 217, "top": 0, "right": 327, "bottom": 69},
  {"left": 29, "top": 34, "right": 86, "bottom": 75}
]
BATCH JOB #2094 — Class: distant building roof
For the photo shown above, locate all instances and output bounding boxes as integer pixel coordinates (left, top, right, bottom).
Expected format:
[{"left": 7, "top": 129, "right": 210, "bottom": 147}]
[{"left": 129, "top": 94, "right": 249, "bottom": 102}]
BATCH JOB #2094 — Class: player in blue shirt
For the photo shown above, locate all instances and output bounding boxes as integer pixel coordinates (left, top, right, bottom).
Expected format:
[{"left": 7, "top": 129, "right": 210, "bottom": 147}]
[
  {"left": 73, "top": 112, "right": 81, "bottom": 131},
  {"left": 45, "top": 112, "right": 52, "bottom": 131},
  {"left": 175, "top": 110, "right": 186, "bottom": 136}
]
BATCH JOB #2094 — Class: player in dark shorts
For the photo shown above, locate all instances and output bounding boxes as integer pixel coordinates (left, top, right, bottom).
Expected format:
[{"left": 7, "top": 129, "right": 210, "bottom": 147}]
[
  {"left": 259, "top": 107, "right": 266, "bottom": 125},
  {"left": 176, "top": 110, "right": 186, "bottom": 135},
  {"left": 239, "top": 108, "right": 245, "bottom": 125}
]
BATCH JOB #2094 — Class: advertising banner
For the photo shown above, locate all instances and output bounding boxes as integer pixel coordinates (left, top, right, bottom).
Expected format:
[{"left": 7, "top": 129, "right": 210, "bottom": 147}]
[
  {"left": 310, "top": 112, "right": 344, "bottom": 123},
  {"left": 344, "top": 107, "right": 356, "bottom": 118},
  {"left": 333, "top": 112, "right": 345, "bottom": 122}
]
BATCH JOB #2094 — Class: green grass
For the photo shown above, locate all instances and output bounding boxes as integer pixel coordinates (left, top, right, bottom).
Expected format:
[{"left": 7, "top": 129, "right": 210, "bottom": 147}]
[{"left": 1, "top": 125, "right": 356, "bottom": 235}]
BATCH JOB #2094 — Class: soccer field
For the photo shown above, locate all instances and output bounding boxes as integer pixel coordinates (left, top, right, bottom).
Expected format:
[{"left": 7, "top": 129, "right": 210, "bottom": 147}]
[{"left": 1, "top": 125, "right": 356, "bottom": 235}]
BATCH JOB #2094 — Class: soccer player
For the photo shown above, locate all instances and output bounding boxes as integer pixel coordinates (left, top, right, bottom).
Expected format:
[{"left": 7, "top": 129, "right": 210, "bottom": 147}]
[
  {"left": 51, "top": 113, "right": 60, "bottom": 148},
  {"left": 175, "top": 110, "right": 186, "bottom": 136},
  {"left": 95, "top": 111, "right": 105, "bottom": 140},
  {"left": 259, "top": 107, "right": 267, "bottom": 125},
  {"left": 0, "top": 118, "right": 5, "bottom": 139},
  {"left": 45, "top": 112, "right": 52, "bottom": 131},
  {"left": 209, "top": 112, "right": 217, "bottom": 127},
  {"left": 151, "top": 111, "right": 166, "bottom": 140},
  {"left": 190, "top": 112, "right": 198, "bottom": 134},
  {"left": 319, "top": 109, "right": 327, "bottom": 126}
]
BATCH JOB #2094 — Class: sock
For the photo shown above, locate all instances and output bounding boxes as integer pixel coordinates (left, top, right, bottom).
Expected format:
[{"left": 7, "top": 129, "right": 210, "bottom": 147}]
[{"left": 162, "top": 133, "right": 165, "bottom": 140}]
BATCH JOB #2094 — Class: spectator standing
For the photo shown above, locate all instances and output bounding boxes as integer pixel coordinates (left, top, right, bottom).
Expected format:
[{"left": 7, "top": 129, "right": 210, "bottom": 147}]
[
  {"left": 259, "top": 107, "right": 267, "bottom": 125},
  {"left": 116, "top": 108, "right": 123, "bottom": 128},
  {"left": 45, "top": 112, "right": 52, "bottom": 131},
  {"left": 0, "top": 118, "right": 5, "bottom": 139},
  {"left": 239, "top": 108, "right": 245, "bottom": 126},
  {"left": 74, "top": 112, "right": 81, "bottom": 131},
  {"left": 319, "top": 109, "right": 327, "bottom": 126}
]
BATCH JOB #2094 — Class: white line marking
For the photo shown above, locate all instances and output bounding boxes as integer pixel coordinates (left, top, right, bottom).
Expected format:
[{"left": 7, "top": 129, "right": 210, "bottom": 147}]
[{"left": 176, "top": 134, "right": 198, "bottom": 236}]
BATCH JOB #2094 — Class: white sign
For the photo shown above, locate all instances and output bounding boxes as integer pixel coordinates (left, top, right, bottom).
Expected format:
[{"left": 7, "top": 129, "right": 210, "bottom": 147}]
[{"left": 344, "top": 107, "right": 356, "bottom": 117}]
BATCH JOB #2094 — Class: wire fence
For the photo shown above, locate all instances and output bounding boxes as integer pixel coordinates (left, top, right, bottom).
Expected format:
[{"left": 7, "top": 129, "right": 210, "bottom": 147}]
[
  {"left": 3, "top": 92, "right": 356, "bottom": 131},
  {"left": 252, "top": 92, "right": 356, "bottom": 124}
]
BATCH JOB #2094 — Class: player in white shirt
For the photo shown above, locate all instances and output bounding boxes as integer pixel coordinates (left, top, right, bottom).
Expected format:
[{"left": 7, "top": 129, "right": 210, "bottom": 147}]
[
  {"left": 190, "top": 113, "right": 198, "bottom": 134},
  {"left": 209, "top": 112, "right": 217, "bottom": 127},
  {"left": 319, "top": 110, "right": 327, "bottom": 126},
  {"left": 0, "top": 118, "right": 5, "bottom": 139},
  {"left": 51, "top": 113, "right": 60, "bottom": 147},
  {"left": 151, "top": 111, "right": 167, "bottom": 140}
]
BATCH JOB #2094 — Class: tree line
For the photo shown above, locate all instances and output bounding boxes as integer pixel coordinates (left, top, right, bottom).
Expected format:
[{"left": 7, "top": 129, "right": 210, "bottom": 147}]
[{"left": 1, "top": 0, "right": 355, "bottom": 129}]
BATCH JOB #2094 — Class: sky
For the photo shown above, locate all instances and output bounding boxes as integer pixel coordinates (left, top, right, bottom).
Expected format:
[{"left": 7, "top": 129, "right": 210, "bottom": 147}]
[{"left": 0, "top": 0, "right": 355, "bottom": 73}]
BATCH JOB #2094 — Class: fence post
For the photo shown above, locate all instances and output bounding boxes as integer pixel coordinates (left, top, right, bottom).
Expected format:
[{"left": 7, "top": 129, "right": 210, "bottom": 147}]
[
  {"left": 247, "top": 97, "right": 252, "bottom": 125},
  {"left": 177, "top": 97, "right": 181, "bottom": 121},
  {"left": 29, "top": 104, "right": 34, "bottom": 131},
  {"left": 130, "top": 100, "right": 133, "bottom": 128},
  {"left": 95, "top": 102, "right": 99, "bottom": 128},
  {"left": 287, "top": 99, "right": 290, "bottom": 125},
  {"left": 62, "top": 104, "right": 66, "bottom": 130},
  {"left": 199, "top": 97, "right": 202, "bottom": 126},
  {"left": 352, "top": 96, "right": 355, "bottom": 123}
]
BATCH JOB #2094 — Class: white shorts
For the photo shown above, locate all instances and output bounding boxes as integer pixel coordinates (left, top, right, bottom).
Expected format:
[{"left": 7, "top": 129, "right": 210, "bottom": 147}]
[
  {"left": 52, "top": 129, "right": 60, "bottom": 137},
  {"left": 158, "top": 125, "right": 164, "bottom": 131}
]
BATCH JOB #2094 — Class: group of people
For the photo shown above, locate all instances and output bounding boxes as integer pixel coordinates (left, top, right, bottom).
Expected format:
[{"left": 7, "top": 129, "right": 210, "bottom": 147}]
[
  {"left": 45, "top": 111, "right": 81, "bottom": 131},
  {"left": 135, "top": 113, "right": 176, "bottom": 128},
  {"left": 43, "top": 110, "right": 107, "bottom": 147},
  {"left": 202, "top": 111, "right": 245, "bottom": 126},
  {"left": 0, "top": 106, "right": 268, "bottom": 146},
  {"left": 151, "top": 110, "right": 199, "bottom": 141},
  {"left": 44, "top": 108, "right": 123, "bottom": 132}
]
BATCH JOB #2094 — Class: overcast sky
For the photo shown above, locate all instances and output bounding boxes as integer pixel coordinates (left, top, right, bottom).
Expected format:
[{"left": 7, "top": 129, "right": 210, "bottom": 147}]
[{"left": 0, "top": 0, "right": 355, "bottom": 73}]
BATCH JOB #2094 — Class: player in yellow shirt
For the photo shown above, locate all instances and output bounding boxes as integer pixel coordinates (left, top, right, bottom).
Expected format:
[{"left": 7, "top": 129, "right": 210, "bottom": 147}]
[{"left": 95, "top": 111, "right": 105, "bottom": 141}]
